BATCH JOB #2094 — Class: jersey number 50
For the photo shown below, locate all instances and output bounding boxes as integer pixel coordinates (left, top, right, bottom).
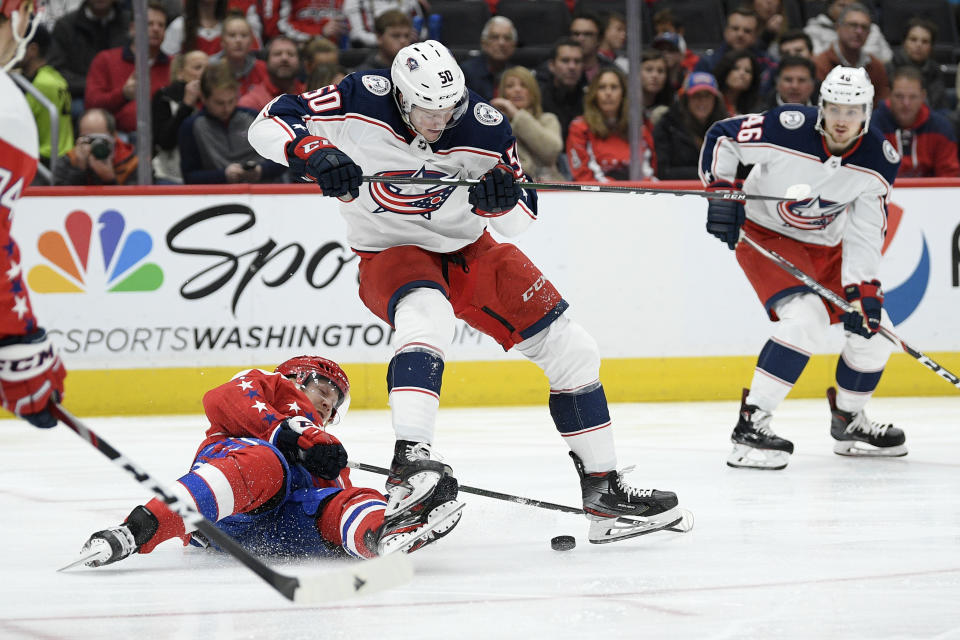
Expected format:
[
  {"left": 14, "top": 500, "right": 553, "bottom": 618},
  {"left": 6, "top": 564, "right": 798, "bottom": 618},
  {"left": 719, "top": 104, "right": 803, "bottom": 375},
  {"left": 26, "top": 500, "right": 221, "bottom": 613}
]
[
  {"left": 300, "top": 85, "right": 342, "bottom": 114},
  {"left": 736, "top": 114, "right": 764, "bottom": 142}
]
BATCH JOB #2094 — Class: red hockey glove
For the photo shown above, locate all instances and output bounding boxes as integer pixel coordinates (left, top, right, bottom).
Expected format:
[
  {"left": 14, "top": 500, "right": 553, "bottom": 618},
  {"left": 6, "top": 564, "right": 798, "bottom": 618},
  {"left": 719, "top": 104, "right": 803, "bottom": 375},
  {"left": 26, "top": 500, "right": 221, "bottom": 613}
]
[
  {"left": 285, "top": 136, "right": 362, "bottom": 199},
  {"left": 468, "top": 163, "right": 520, "bottom": 217},
  {"left": 274, "top": 416, "right": 348, "bottom": 480},
  {"left": 705, "top": 180, "right": 746, "bottom": 250},
  {"left": 0, "top": 329, "right": 66, "bottom": 428},
  {"left": 842, "top": 280, "right": 883, "bottom": 338}
]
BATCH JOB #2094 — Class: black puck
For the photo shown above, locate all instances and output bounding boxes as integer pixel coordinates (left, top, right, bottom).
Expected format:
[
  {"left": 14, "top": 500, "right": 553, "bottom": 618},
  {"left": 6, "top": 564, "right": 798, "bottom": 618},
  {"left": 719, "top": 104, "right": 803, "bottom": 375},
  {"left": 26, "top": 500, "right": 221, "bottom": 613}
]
[{"left": 550, "top": 535, "right": 576, "bottom": 551}]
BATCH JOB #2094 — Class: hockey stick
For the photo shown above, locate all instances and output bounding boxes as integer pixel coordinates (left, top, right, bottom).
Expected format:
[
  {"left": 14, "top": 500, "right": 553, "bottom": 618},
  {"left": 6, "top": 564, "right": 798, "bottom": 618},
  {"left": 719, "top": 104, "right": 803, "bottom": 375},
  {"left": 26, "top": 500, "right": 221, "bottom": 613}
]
[
  {"left": 348, "top": 461, "right": 688, "bottom": 533},
  {"left": 52, "top": 403, "right": 413, "bottom": 603},
  {"left": 362, "top": 174, "right": 788, "bottom": 202},
  {"left": 739, "top": 232, "right": 960, "bottom": 391}
]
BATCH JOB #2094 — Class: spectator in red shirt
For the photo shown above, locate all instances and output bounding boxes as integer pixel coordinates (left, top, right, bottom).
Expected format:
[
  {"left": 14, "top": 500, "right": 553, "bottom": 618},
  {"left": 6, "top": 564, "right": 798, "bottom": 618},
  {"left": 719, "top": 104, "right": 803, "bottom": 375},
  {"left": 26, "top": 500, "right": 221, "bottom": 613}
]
[
  {"left": 872, "top": 66, "right": 960, "bottom": 178},
  {"left": 567, "top": 67, "right": 655, "bottom": 182},
  {"left": 209, "top": 14, "right": 268, "bottom": 96},
  {"left": 84, "top": 0, "right": 171, "bottom": 134},
  {"left": 238, "top": 36, "right": 305, "bottom": 112}
]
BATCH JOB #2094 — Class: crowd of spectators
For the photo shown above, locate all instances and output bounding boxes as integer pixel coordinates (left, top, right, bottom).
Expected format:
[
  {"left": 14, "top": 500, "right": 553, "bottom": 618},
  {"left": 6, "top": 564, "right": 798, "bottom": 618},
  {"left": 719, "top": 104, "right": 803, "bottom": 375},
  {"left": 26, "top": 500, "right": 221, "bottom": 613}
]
[{"left": 14, "top": 0, "right": 960, "bottom": 185}]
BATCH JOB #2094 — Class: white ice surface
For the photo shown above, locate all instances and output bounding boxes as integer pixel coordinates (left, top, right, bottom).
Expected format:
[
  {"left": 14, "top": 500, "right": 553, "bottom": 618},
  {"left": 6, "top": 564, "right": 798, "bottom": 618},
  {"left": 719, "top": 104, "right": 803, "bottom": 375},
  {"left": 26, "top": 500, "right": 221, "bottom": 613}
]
[{"left": 1, "top": 397, "right": 959, "bottom": 639}]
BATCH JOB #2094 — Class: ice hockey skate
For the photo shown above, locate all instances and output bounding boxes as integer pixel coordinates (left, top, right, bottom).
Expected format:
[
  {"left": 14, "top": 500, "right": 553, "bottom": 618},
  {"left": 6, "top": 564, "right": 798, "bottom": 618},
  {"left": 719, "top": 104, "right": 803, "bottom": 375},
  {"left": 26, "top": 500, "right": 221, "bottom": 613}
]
[
  {"left": 570, "top": 452, "right": 690, "bottom": 544},
  {"left": 64, "top": 525, "right": 139, "bottom": 570},
  {"left": 384, "top": 440, "right": 455, "bottom": 518},
  {"left": 827, "top": 387, "right": 907, "bottom": 457},
  {"left": 727, "top": 388, "right": 795, "bottom": 470},
  {"left": 61, "top": 505, "right": 159, "bottom": 571},
  {"left": 377, "top": 499, "right": 464, "bottom": 555}
]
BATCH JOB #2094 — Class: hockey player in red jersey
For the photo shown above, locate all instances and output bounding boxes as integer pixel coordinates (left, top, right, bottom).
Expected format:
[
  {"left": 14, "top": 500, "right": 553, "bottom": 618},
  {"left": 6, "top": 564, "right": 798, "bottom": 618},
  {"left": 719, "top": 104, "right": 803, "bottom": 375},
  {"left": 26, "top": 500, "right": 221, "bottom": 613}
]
[
  {"left": 0, "top": 0, "right": 66, "bottom": 429},
  {"left": 74, "top": 356, "right": 462, "bottom": 567},
  {"left": 247, "top": 40, "right": 686, "bottom": 543},
  {"left": 700, "top": 65, "right": 906, "bottom": 470}
]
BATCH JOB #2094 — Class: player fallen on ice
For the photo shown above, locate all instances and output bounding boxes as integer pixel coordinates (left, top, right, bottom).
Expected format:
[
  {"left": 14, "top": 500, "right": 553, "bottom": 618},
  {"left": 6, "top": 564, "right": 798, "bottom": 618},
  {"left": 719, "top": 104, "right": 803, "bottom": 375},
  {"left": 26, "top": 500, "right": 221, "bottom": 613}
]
[
  {"left": 246, "top": 40, "right": 686, "bottom": 543},
  {"left": 74, "top": 356, "right": 463, "bottom": 567},
  {"left": 700, "top": 65, "right": 907, "bottom": 470}
]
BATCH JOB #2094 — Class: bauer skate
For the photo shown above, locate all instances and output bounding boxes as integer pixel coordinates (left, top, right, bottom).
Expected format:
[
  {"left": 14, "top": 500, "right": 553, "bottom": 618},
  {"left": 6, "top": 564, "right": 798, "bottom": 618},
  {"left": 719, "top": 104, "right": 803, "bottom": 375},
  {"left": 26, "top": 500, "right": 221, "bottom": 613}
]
[
  {"left": 384, "top": 440, "right": 455, "bottom": 518},
  {"left": 727, "top": 388, "right": 794, "bottom": 470},
  {"left": 827, "top": 387, "right": 907, "bottom": 457},
  {"left": 570, "top": 452, "right": 689, "bottom": 544},
  {"left": 377, "top": 500, "right": 464, "bottom": 555},
  {"left": 62, "top": 506, "right": 159, "bottom": 571}
]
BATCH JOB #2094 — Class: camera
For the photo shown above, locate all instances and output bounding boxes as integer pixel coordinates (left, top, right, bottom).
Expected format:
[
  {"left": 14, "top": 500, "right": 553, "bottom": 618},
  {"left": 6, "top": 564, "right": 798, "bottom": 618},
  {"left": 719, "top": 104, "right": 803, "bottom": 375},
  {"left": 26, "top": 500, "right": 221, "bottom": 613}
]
[
  {"left": 87, "top": 134, "right": 114, "bottom": 160},
  {"left": 242, "top": 159, "right": 259, "bottom": 170}
]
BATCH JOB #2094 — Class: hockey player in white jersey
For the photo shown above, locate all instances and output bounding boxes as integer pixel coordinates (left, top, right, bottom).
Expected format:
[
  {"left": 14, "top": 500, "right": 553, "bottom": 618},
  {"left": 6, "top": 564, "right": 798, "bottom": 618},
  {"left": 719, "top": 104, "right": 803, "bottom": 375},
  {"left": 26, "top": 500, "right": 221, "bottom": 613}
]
[
  {"left": 700, "top": 65, "right": 906, "bottom": 470},
  {"left": 248, "top": 41, "right": 685, "bottom": 542},
  {"left": 0, "top": 0, "right": 67, "bottom": 429}
]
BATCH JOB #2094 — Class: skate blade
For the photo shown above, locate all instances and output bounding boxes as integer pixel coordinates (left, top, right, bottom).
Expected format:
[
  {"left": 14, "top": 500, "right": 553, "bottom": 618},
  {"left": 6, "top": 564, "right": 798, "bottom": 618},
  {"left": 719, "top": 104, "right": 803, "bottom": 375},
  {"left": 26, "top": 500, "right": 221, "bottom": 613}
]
[
  {"left": 833, "top": 441, "right": 908, "bottom": 457},
  {"left": 587, "top": 507, "right": 689, "bottom": 544},
  {"left": 58, "top": 545, "right": 109, "bottom": 572},
  {"left": 379, "top": 502, "right": 465, "bottom": 555},
  {"left": 384, "top": 470, "right": 442, "bottom": 518},
  {"left": 727, "top": 443, "right": 790, "bottom": 470}
]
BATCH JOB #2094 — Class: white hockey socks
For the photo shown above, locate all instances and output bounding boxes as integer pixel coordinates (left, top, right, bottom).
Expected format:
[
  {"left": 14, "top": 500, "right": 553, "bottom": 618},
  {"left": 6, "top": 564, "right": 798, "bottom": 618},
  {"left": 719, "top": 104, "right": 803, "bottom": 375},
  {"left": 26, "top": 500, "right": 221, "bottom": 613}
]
[
  {"left": 517, "top": 315, "right": 616, "bottom": 472},
  {"left": 389, "top": 288, "right": 455, "bottom": 444}
]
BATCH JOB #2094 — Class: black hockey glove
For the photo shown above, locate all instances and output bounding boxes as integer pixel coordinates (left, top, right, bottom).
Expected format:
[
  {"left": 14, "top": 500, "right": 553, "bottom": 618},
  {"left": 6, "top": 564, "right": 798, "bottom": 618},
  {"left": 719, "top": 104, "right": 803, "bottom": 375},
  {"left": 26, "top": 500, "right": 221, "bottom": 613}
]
[
  {"left": 286, "top": 136, "right": 362, "bottom": 199},
  {"left": 705, "top": 180, "right": 746, "bottom": 250},
  {"left": 274, "top": 416, "right": 348, "bottom": 480},
  {"left": 841, "top": 280, "right": 883, "bottom": 339},
  {"left": 468, "top": 163, "right": 520, "bottom": 217}
]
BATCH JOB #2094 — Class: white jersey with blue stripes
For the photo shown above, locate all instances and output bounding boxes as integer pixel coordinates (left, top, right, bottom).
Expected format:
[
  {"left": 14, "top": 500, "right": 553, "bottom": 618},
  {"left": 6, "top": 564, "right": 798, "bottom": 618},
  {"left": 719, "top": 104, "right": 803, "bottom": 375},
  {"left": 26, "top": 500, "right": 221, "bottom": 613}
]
[
  {"left": 699, "top": 105, "right": 901, "bottom": 286},
  {"left": 248, "top": 70, "right": 537, "bottom": 253}
]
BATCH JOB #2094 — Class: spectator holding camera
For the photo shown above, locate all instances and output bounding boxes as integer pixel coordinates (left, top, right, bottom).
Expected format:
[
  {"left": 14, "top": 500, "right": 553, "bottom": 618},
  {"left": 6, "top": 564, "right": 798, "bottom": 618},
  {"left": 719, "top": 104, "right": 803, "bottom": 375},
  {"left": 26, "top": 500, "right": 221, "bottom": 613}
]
[
  {"left": 179, "top": 61, "right": 285, "bottom": 184},
  {"left": 53, "top": 109, "right": 138, "bottom": 185}
]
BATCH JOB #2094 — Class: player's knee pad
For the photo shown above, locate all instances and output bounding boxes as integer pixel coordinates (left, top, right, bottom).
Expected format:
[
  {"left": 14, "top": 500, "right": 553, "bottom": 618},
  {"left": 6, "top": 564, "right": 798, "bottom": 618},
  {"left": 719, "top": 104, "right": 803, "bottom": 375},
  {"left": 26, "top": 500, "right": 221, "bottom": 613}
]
[
  {"left": 317, "top": 487, "right": 387, "bottom": 559},
  {"left": 771, "top": 292, "right": 830, "bottom": 354},
  {"left": 178, "top": 444, "right": 287, "bottom": 523},
  {"left": 392, "top": 287, "right": 456, "bottom": 357},
  {"left": 516, "top": 314, "right": 600, "bottom": 391}
]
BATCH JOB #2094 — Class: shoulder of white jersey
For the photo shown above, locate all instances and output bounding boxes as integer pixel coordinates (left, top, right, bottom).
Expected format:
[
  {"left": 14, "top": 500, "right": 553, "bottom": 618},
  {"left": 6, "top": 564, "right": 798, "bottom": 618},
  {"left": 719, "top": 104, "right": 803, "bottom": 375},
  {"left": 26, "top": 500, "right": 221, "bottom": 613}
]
[
  {"left": 848, "top": 126, "right": 900, "bottom": 186},
  {"left": 438, "top": 88, "right": 513, "bottom": 153},
  {"left": 0, "top": 71, "right": 39, "bottom": 160}
]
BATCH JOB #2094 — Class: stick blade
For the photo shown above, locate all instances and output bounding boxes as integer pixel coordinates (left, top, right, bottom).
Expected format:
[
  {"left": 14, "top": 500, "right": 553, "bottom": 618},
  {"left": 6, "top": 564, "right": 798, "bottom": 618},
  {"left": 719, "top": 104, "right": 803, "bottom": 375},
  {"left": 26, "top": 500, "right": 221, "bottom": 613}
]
[{"left": 292, "top": 553, "right": 414, "bottom": 604}]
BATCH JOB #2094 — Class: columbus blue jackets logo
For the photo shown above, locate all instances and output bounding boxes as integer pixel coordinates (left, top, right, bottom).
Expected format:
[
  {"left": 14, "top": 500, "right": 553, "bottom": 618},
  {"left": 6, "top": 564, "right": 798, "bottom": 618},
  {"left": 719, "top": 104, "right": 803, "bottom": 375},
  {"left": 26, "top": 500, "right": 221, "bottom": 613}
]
[
  {"left": 776, "top": 196, "right": 848, "bottom": 230},
  {"left": 405, "top": 57, "right": 419, "bottom": 71},
  {"left": 369, "top": 168, "right": 457, "bottom": 219}
]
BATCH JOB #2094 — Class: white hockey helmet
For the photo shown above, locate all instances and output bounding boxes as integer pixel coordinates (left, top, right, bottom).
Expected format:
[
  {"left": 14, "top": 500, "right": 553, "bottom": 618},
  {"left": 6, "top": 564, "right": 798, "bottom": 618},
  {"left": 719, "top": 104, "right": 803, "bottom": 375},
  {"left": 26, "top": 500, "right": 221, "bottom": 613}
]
[
  {"left": 816, "top": 65, "right": 874, "bottom": 141},
  {"left": 391, "top": 40, "right": 469, "bottom": 133}
]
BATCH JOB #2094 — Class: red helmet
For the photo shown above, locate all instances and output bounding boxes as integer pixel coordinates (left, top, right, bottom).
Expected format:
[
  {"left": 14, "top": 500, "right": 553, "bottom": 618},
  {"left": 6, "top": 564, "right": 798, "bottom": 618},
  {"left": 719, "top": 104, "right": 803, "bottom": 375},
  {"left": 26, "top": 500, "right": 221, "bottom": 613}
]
[{"left": 275, "top": 355, "right": 350, "bottom": 408}]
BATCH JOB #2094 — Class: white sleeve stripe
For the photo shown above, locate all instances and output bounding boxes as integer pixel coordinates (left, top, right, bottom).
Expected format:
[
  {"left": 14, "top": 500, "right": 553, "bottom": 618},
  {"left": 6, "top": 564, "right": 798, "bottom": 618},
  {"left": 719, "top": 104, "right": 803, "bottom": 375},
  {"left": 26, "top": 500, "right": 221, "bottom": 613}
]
[{"left": 192, "top": 464, "right": 236, "bottom": 521}]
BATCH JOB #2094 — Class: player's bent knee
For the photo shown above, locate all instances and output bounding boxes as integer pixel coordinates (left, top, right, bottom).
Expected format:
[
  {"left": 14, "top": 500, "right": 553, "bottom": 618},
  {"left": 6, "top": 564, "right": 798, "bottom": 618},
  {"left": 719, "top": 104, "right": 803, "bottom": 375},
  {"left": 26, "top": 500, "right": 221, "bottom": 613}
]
[
  {"left": 518, "top": 315, "right": 601, "bottom": 390},
  {"left": 773, "top": 293, "right": 830, "bottom": 352},
  {"left": 393, "top": 288, "right": 456, "bottom": 355}
]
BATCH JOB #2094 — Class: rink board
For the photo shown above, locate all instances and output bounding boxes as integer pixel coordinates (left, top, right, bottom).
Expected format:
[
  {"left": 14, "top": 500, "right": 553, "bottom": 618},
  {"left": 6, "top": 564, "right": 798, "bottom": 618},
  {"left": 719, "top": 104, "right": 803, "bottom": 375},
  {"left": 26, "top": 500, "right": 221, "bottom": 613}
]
[{"left": 9, "top": 180, "right": 960, "bottom": 415}]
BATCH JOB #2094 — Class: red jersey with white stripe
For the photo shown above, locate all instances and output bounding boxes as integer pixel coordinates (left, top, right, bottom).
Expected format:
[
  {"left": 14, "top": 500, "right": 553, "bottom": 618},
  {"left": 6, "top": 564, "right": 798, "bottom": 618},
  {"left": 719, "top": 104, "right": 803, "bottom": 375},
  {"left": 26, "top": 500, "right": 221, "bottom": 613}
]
[
  {"left": 0, "top": 69, "right": 40, "bottom": 338},
  {"left": 248, "top": 70, "right": 539, "bottom": 253}
]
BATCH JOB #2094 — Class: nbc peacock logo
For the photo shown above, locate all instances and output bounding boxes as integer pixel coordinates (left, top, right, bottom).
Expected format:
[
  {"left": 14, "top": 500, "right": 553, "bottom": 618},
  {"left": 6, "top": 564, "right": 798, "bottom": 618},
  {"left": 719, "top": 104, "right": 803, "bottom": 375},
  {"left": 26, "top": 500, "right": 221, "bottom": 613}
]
[{"left": 27, "top": 209, "right": 163, "bottom": 293}]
